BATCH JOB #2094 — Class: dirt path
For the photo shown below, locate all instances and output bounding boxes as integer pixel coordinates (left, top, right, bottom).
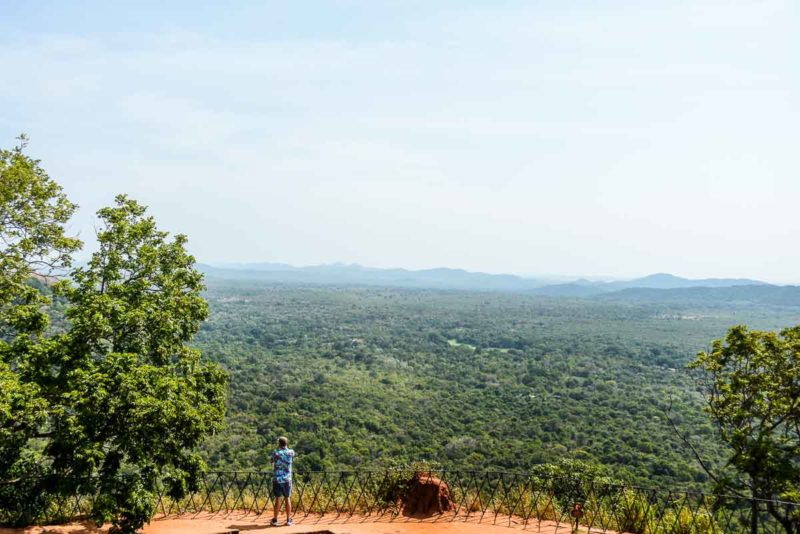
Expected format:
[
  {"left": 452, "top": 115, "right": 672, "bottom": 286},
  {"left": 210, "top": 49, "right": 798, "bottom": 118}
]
[{"left": 1, "top": 512, "right": 608, "bottom": 534}]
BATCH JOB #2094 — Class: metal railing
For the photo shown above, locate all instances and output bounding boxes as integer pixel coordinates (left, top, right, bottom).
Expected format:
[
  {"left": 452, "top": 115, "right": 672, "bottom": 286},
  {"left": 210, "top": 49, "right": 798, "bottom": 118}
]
[{"left": 3, "top": 470, "right": 800, "bottom": 533}]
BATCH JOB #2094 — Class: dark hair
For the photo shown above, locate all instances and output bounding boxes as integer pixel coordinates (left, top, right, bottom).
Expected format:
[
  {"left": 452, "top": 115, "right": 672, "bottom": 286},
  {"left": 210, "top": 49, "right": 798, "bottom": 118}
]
[{"left": 278, "top": 436, "right": 288, "bottom": 447}]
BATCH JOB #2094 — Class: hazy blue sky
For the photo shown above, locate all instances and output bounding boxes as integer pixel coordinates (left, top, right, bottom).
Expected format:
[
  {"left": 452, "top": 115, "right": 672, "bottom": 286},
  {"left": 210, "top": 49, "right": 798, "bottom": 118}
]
[{"left": 1, "top": 1, "right": 798, "bottom": 282}]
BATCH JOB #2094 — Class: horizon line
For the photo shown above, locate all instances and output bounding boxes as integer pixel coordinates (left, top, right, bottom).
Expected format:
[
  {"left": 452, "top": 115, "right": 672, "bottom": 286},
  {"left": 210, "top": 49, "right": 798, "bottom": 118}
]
[{"left": 199, "top": 260, "right": 793, "bottom": 286}]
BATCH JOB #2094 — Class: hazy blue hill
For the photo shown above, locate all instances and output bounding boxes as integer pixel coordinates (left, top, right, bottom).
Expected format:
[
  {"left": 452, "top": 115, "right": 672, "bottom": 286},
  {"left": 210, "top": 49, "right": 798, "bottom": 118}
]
[
  {"left": 197, "top": 263, "right": 551, "bottom": 291},
  {"left": 598, "top": 284, "right": 800, "bottom": 307},
  {"left": 533, "top": 274, "right": 770, "bottom": 297},
  {"left": 198, "top": 263, "right": 770, "bottom": 296},
  {"left": 216, "top": 262, "right": 301, "bottom": 271},
  {"left": 605, "top": 273, "right": 767, "bottom": 290}
]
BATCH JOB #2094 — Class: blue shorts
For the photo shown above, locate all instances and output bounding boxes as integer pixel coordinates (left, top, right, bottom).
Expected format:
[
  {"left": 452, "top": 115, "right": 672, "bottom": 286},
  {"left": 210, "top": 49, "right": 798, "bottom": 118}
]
[{"left": 273, "top": 480, "right": 292, "bottom": 498}]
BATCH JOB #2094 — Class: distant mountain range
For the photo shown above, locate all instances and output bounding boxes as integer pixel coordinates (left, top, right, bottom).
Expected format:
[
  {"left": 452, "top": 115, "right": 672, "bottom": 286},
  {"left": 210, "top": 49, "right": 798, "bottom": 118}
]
[
  {"left": 197, "top": 263, "right": 800, "bottom": 306},
  {"left": 198, "top": 262, "right": 549, "bottom": 291},
  {"left": 527, "top": 272, "right": 769, "bottom": 297}
]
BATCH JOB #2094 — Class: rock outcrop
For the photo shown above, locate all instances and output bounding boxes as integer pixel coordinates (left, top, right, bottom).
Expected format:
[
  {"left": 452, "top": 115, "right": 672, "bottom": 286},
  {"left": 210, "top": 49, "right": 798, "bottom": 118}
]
[{"left": 401, "top": 473, "right": 454, "bottom": 516}]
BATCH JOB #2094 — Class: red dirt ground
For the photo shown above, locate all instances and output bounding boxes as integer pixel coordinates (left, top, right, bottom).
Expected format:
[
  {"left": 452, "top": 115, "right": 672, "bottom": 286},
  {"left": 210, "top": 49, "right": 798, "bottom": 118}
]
[{"left": 0, "top": 511, "right": 605, "bottom": 534}]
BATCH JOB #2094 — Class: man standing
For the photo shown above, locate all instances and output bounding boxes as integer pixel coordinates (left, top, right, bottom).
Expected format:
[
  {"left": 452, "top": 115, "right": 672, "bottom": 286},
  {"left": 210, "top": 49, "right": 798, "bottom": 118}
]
[{"left": 271, "top": 436, "right": 296, "bottom": 526}]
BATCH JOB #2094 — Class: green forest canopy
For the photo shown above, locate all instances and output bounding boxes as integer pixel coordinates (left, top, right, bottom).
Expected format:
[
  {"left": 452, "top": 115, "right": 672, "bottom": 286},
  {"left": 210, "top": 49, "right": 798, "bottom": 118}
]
[{"left": 197, "top": 280, "right": 800, "bottom": 488}]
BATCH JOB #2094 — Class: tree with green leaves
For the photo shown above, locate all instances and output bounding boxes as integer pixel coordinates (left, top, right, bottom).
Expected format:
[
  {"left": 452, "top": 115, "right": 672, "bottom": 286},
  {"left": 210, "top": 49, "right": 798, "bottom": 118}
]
[
  {"left": 1, "top": 135, "right": 81, "bottom": 485},
  {"left": 0, "top": 139, "right": 228, "bottom": 533},
  {"left": 689, "top": 325, "right": 800, "bottom": 533}
]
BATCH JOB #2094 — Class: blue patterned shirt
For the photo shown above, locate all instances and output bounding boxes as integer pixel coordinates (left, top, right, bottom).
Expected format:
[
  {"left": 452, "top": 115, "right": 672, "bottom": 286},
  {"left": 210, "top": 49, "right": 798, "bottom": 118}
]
[{"left": 272, "top": 447, "right": 295, "bottom": 483}]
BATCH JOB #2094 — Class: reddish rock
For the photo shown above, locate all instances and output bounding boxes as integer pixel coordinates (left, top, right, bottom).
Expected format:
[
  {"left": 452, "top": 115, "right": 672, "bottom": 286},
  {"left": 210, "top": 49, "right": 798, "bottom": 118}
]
[{"left": 401, "top": 473, "right": 454, "bottom": 517}]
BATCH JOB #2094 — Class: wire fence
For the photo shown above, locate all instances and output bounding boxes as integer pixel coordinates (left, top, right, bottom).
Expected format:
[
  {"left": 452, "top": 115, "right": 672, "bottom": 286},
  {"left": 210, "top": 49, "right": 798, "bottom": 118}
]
[{"left": 2, "top": 470, "right": 800, "bottom": 533}]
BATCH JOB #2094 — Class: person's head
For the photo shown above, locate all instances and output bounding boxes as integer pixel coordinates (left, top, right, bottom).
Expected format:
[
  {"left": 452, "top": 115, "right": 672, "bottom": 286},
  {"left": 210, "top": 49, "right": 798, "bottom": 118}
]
[{"left": 278, "top": 436, "right": 288, "bottom": 448}]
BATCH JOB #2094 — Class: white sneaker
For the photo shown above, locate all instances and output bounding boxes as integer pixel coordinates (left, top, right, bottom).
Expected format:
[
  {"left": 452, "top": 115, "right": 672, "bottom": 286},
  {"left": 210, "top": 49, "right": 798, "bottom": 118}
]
[{"left": 287, "top": 518, "right": 294, "bottom": 526}]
